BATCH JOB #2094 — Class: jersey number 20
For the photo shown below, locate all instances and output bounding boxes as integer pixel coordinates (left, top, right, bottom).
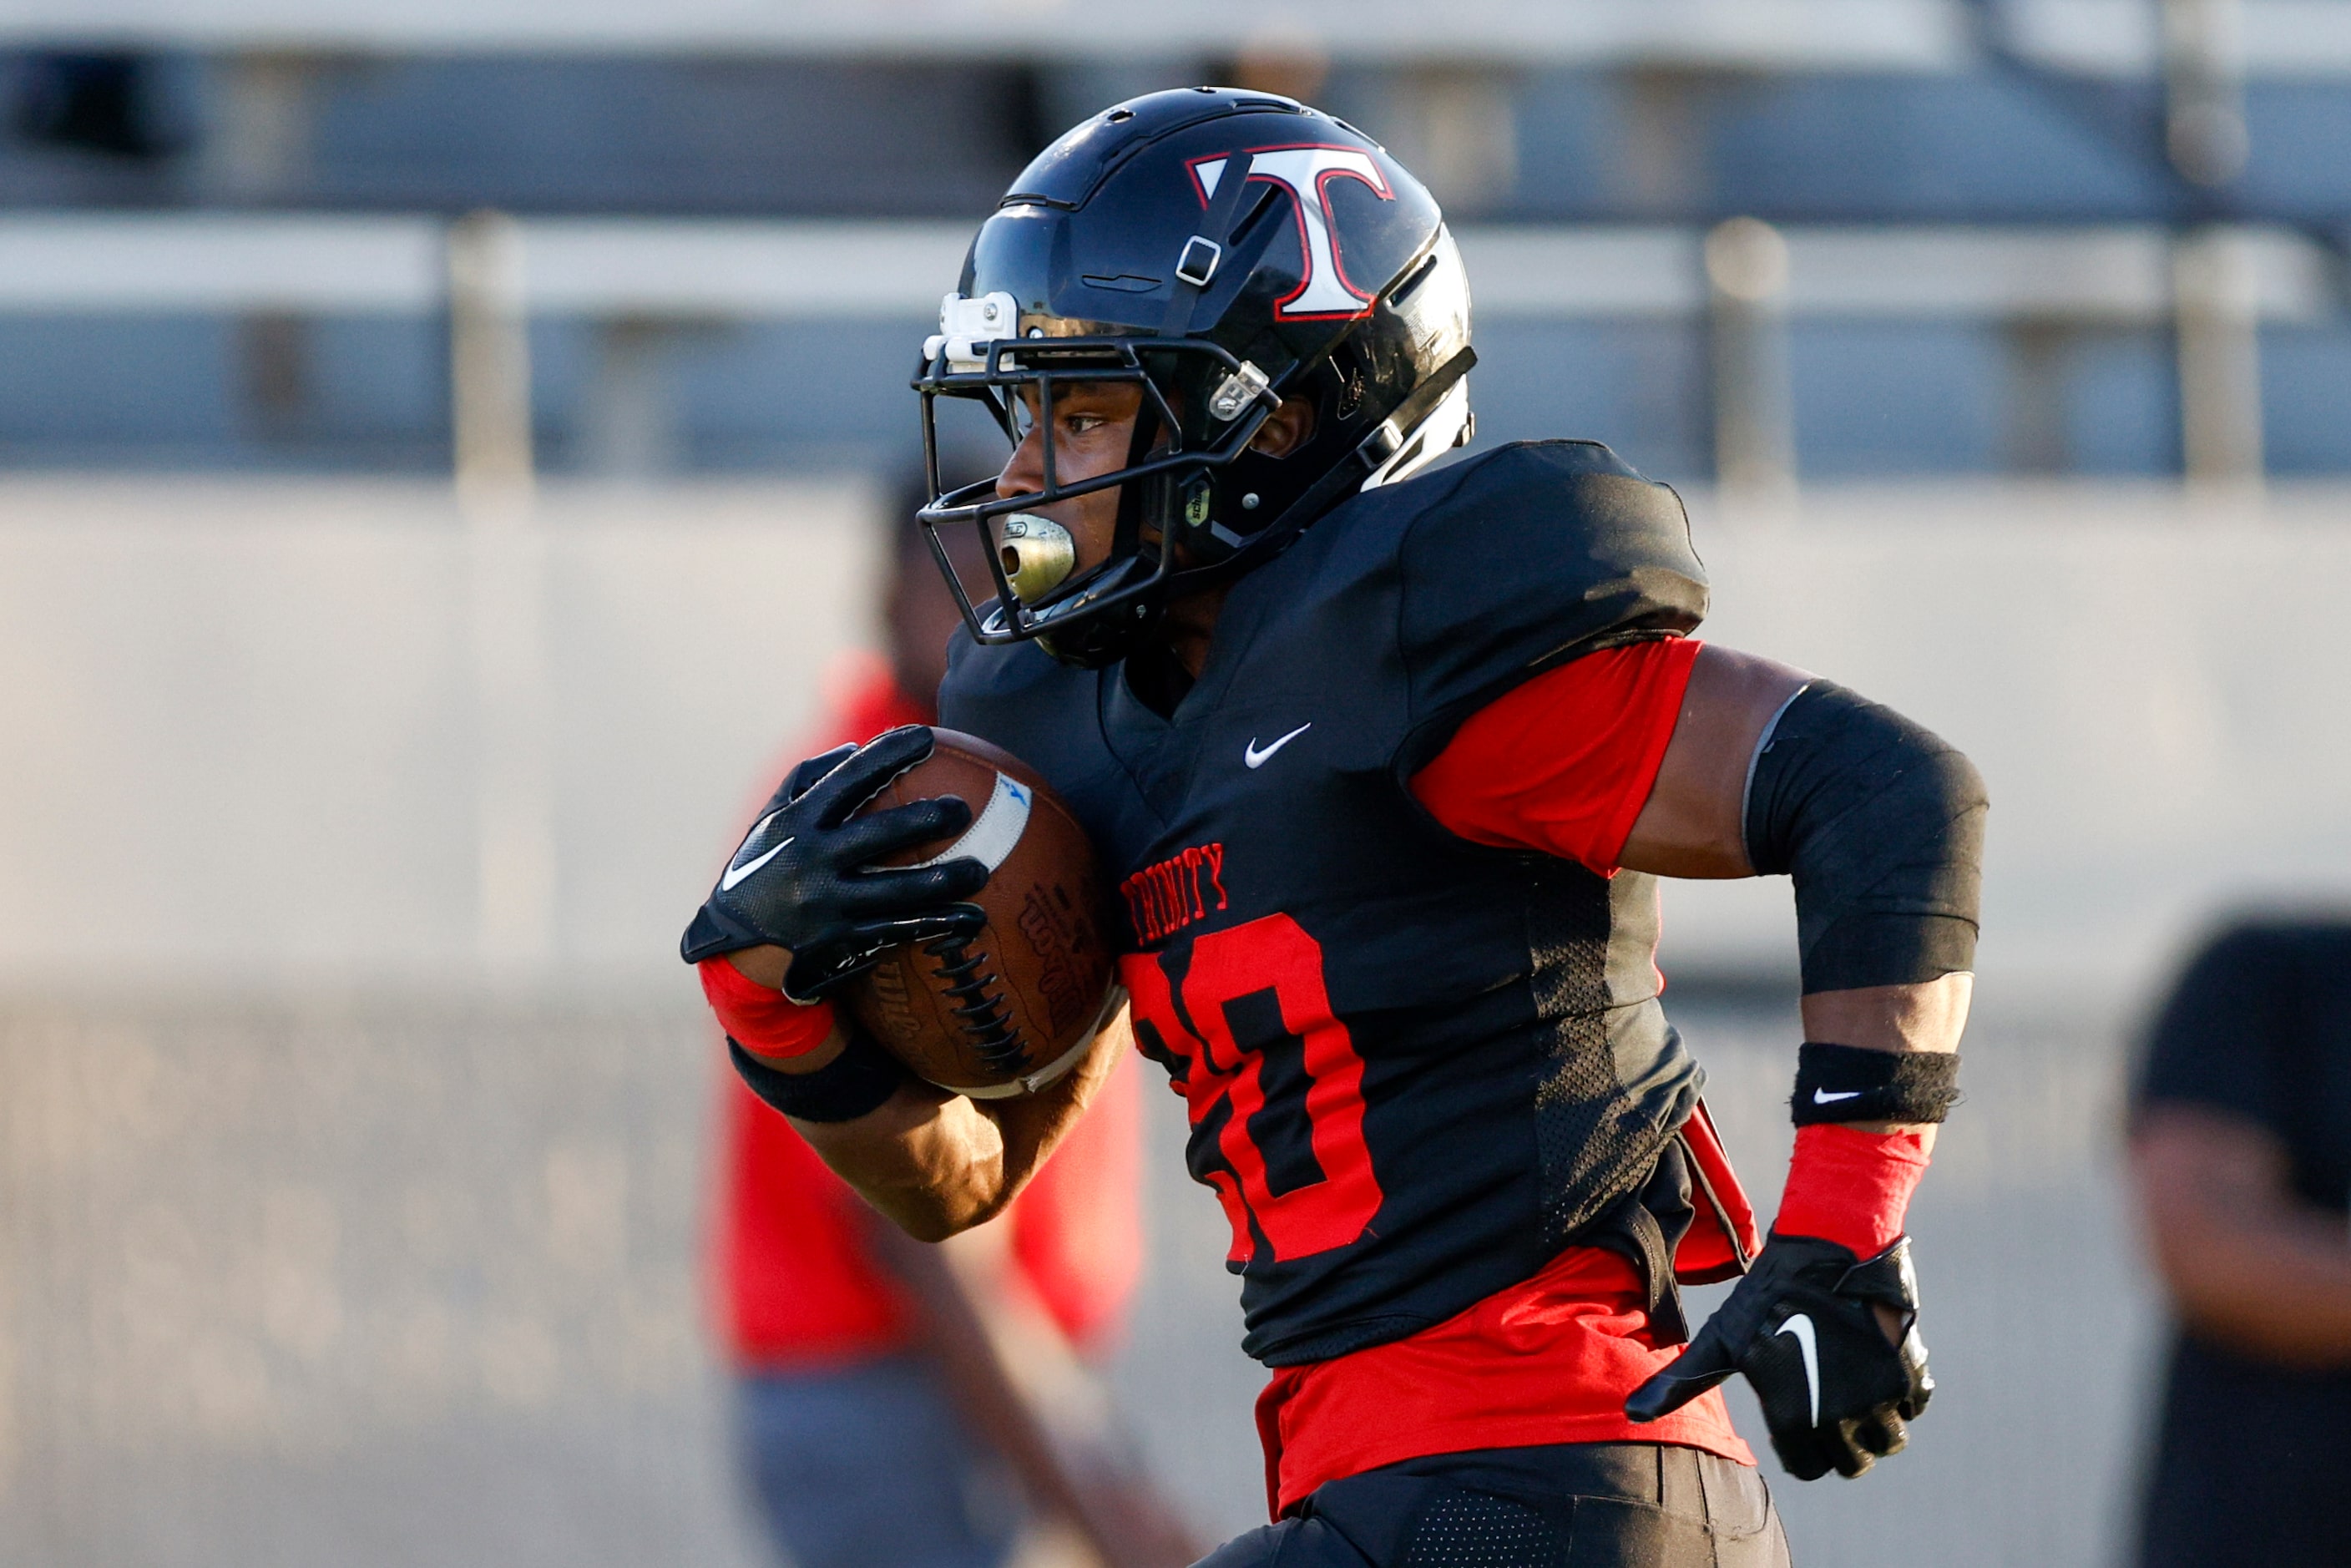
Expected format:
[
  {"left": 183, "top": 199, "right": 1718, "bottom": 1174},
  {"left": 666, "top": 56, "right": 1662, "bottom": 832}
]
[{"left": 1123, "top": 915, "right": 1384, "bottom": 1264}]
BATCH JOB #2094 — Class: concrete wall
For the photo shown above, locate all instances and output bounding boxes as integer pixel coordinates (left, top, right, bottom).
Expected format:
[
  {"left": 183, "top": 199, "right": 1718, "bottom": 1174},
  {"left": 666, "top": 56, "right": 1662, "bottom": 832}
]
[
  {"left": 1, "top": 476, "right": 2346, "bottom": 1001},
  {"left": 0, "top": 476, "right": 879, "bottom": 989}
]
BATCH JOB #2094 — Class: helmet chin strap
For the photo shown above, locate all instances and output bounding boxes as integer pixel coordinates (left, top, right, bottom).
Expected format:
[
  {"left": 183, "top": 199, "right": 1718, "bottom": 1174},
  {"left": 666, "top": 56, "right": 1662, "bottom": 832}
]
[
  {"left": 1113, "top": 394, "right": 1169, "bottom": 572},
  {"left": 1156, "top": 150, "right": 1255, "bottom": 343}
]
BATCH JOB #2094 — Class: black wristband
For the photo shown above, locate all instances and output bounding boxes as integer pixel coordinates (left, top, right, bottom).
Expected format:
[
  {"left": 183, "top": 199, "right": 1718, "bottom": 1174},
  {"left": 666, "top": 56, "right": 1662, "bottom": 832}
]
[
  {"left": 1791, "top": 1042, "right": 1961, "bottom": 1125},
  {"left": 729, "top": 1031, "right": 911, "bottom": 1124}
]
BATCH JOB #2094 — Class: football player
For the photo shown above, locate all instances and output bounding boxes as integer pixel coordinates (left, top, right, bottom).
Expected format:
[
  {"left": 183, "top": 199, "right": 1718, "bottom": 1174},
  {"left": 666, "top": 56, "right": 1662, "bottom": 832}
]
[{"left": 685, "top": 89, "right": 1984, "bottom": 1567}]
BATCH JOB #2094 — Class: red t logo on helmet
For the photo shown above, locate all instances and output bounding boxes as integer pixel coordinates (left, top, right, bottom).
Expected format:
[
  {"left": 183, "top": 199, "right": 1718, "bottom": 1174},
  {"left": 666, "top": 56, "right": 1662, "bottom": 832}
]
[{"left": 1191, "top": 146, "right": 1396, "bottom": 321}]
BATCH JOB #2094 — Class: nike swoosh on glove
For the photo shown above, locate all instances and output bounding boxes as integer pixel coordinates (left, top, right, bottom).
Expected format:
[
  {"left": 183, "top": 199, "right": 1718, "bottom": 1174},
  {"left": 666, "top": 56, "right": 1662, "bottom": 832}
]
[
  {"left": 1625, "top": 1233, "right": 1934, "bottom": 1481},
  {"left": 680, "top": 726, "right": 989, "bottom": 1001}
]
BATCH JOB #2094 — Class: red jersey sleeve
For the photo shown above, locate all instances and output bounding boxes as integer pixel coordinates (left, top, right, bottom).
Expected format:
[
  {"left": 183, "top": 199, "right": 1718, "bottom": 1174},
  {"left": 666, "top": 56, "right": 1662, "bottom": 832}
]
[{"left": 1409, "top": 637, "right": 1701, "bottom": 876}]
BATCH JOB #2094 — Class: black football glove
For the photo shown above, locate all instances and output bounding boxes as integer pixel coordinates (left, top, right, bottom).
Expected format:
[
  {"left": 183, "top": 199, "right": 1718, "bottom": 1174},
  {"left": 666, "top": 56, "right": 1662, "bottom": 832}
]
[
  {"left": 1625, "top": 1233, "right": 1933, "bottom": 1481},
  {"left": 680, "top": 726, "right": 989, "bottom": 1001}
]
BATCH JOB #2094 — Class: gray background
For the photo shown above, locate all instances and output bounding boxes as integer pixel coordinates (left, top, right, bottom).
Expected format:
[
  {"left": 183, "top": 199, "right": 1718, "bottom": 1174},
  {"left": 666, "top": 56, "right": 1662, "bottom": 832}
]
[{"left": 0, "top": 988, "right": 2150, "bottom": 1567}]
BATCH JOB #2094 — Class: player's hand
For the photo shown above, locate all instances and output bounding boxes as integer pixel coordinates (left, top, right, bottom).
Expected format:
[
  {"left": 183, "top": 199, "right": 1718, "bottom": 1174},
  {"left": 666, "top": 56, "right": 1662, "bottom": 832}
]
[
  {"left": 680, "top": 726, "right": 988, "bottom": 1000},
  {"left": 1625, "top": 1233, "right": 1933, "bottom": 1481}
]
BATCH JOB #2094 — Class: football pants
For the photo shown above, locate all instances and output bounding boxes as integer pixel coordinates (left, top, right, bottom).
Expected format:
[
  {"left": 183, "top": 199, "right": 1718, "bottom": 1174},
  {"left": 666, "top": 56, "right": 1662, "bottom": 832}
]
[{"left": 1194, "top": 1442, "right": 1787, "bottom": 1567}]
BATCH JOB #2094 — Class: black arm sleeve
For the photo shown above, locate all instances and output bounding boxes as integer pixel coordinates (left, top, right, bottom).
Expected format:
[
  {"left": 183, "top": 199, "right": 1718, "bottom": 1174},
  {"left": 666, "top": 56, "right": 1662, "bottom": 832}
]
[{"left": 1743, "top": 681, "right": 1987, "bottom": 995}]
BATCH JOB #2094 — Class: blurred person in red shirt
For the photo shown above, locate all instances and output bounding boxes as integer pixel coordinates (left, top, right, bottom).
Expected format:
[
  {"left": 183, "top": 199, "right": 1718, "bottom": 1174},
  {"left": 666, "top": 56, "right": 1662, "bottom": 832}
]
[{"left": 708, "top": 483, "right": 1167, "bottom": 1568}]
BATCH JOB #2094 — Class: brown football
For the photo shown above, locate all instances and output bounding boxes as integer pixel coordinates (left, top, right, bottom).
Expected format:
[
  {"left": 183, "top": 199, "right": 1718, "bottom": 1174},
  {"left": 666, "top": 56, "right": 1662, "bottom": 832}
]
[{"left": 845, "top": 731, "right": 1117, "bottom": 1097}]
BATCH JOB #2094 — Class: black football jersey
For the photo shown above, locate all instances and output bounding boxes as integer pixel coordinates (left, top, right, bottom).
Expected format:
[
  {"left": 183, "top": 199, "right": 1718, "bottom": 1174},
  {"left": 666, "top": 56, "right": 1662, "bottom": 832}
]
[{"left": 941, "top": 440, "right": 1712, "bottom": 1367}]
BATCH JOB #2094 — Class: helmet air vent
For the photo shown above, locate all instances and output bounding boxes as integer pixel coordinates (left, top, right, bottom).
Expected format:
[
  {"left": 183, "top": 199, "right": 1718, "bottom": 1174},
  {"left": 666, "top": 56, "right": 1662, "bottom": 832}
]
[{"left": 1388, "top": 252, "right": 1441, "bottom": 306}]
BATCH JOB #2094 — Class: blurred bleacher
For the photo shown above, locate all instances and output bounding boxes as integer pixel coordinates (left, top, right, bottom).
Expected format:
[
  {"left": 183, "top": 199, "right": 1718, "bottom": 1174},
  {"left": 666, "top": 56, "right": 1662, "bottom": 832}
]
[{"left": 0, "top": 0, "right": 2343, "bottom": 480}]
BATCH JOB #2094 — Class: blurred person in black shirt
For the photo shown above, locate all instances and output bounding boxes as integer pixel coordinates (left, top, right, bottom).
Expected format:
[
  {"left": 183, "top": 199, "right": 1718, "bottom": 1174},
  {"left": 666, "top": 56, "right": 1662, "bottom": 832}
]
[{"left": 2131, "top": 918, "right": 2351, "bottom": 1567}]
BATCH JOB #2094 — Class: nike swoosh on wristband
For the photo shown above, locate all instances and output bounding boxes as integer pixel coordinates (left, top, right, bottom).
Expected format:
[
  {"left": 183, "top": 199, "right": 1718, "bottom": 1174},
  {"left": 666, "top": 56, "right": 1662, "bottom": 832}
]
[
  {"left": 1813, "top": 1088, "right": 1863, "bottom": 1104},
  {"left": 1777, "top": 1312, "right": 1823, "bottom": 1428},
  {"left": 1245, "top": 723, "right": 1312, "bottom": 769},
  {"left": 720, "top": 815, "right": 791, "bottom": 891}
]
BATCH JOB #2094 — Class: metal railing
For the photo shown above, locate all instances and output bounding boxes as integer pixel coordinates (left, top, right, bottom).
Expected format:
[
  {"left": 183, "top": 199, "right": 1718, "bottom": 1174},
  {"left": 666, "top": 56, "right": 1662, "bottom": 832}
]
[
  {"left": 0, "top": 210, "right": 2333, "bottom": 493},
  {"left": 3, "top": 0, "right": 2349, "bottom": 74}
]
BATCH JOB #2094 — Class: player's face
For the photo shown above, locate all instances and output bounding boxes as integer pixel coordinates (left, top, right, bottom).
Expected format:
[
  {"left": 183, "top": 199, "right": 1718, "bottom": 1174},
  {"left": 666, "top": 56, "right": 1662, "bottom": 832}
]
[{"left": 997, "top": 380, "right": 1146, "bottom": 577}]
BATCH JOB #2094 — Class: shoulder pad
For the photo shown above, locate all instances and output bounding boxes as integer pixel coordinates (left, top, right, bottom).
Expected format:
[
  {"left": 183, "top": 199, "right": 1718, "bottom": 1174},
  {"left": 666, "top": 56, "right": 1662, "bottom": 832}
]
[
  {"left": 940, "top": 625, "right": 1055, "bottom": 722},
  {"left": 937, "top": 626, "right": 1091, "bottom": 761},
  {"left": 1380, "top": 440, "right": 1706, "bottom": 766}
]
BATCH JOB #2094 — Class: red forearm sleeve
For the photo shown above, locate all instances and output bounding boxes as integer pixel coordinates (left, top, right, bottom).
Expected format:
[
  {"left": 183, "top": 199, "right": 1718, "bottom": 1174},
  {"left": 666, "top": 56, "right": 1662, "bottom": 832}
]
[
  {"left": 1771, "top": 1123, "right": 1931, "bottom": 1257},
  {"left": 700, "top": 957, "right": 839, "bottom": 1061}
]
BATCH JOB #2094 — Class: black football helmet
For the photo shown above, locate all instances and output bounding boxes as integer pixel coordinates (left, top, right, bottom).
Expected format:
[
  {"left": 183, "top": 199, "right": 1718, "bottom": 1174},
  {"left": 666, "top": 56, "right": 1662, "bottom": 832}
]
[{"left": 914, "top": 86, "right": 1476, "bottom": 669}]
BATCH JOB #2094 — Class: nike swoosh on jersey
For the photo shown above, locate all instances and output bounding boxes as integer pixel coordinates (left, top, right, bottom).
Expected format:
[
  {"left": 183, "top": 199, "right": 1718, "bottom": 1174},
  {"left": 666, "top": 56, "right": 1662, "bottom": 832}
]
[
  {"left": 1813, "top": 1088, "right": 1863, "bottom": 1104},
  {"left": 1244, "top": 723, "right": 1312, "bottom": 769},
  {"left": 720, "top": 814, "right": 791, "bottom": 891},
  {"left": 1776, "top": 1313, "right": 1822, "bottom": 1429}
]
